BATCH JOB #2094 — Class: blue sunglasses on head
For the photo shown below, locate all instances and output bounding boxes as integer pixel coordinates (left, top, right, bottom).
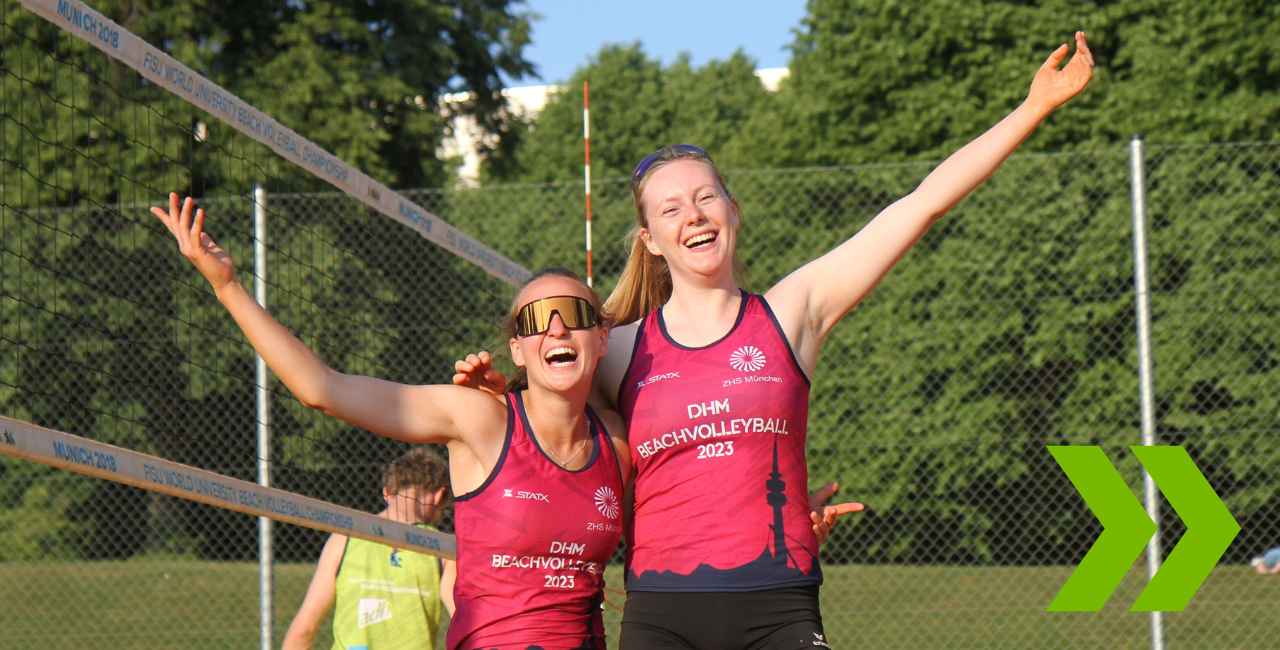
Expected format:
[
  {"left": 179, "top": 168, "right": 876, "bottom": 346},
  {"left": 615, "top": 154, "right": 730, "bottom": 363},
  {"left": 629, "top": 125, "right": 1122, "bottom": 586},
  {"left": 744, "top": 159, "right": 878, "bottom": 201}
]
[{"left": 632, "top": 144, "right": 712, "bottom": 189}]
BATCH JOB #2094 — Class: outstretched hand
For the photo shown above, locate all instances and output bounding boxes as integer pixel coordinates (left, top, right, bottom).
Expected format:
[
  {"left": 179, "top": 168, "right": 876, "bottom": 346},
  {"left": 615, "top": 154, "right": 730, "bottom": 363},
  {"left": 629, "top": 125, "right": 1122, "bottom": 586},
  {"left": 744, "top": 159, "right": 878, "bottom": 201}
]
[
  {"left": 453, "top": 350, "right": 507, "bottom": 396},
  {"left": 1026, "top": 31, "right": 1094, "bottom": 114},
  {"left": 809, "top": 481, "right": 864, "bottom": 544},
  {"left": 150, "top": 193, "right": 237, "bottom": 292}
]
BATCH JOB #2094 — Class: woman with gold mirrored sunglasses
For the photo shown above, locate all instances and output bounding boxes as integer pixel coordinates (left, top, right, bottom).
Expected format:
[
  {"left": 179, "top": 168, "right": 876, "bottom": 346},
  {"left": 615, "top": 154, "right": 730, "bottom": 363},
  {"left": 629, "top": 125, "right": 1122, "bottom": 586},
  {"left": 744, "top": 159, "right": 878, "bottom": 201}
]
[
  {"left": 150, "top": 194, "right": 632, "bottom": 650},
  {"left": 514, "top": 295, "right": 598, "bottom": 337}
]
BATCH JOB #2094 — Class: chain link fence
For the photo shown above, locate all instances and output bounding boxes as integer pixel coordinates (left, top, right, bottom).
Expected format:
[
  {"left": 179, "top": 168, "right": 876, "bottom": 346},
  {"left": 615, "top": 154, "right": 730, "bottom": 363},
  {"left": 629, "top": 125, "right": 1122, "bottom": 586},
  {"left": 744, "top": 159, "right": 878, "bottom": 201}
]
[
  {"left": 402, "top": 142, "right": 1280, "bottom": 648},
  {"left": 6, "top": 3, "right": 1280, "bottom": 649},
  {"left": 2, "top": 3, "right": 503, "bottom": 647}
]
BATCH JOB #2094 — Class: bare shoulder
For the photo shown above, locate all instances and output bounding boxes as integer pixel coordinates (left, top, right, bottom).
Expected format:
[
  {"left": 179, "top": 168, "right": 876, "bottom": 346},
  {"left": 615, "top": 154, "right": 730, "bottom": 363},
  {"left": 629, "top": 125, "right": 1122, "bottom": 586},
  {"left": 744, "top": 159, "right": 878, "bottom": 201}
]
[
  {"left": 416, "top": 384, "right": 508, "bottom": 424},
  {"left": 433, "top": 383, "right": 509, "bottom": 413},
  {"left": 763, "top": 268, "right": 814, "bottom": 333},
  {"left": 593, "top": 407, "right": 632, "bottom": 478},
  {"left": 763, "top": 272, "right": 822, "bottom": 379},
  {"left": 595, "top": 321, "right": 641, "bottom": 409},
  {"left": 595, "top": 408, "right": 627, "bottom": 444},
  {"left": 430, "top": 384, "right": 509, "bottom": 444},
  {"left": 317, "top": 533, "right": 349, "bottom": 567}
]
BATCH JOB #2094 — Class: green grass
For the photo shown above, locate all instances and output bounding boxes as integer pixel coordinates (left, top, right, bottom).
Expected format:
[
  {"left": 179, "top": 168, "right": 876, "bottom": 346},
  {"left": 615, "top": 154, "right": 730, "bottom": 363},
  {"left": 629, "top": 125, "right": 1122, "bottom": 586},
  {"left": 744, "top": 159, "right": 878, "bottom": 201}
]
[
  {"left": 2, "top": 560, "right": 1277, "bottom": 649},
  {"left": 0, "top": 558, "right": 322, "bottom": 649}
]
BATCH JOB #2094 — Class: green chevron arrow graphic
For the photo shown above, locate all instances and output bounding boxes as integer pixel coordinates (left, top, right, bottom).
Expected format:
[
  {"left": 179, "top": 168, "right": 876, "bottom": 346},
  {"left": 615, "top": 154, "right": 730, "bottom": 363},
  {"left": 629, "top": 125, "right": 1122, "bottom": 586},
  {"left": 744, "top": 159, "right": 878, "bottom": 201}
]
[
  {"left": 1047, "top": 446, "right": 1156, "bottom": 611},
  {"left": 1129, "top": 446, "right": 1240, "bottom": 611},
  {"left": 1047, "top": 445, "right": 1240, "bottom": 612}
]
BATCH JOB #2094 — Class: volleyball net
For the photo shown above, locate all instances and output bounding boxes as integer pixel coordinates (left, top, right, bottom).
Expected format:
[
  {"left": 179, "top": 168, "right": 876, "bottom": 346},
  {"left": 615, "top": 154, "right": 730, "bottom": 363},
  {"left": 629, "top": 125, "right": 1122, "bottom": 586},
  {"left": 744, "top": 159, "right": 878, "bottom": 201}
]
[
  {"left": 12, "top": 1, "right": 1280, "bottom": 649},
  {"left": 1, "top": 0, "right": 527, "bottom": 570}
]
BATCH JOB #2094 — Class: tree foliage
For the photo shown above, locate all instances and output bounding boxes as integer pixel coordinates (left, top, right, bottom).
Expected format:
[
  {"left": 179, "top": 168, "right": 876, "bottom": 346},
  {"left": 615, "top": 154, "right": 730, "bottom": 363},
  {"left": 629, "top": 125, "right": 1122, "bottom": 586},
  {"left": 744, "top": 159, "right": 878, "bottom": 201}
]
[
  {"left": 0, "top": 0, "right": 513, "bottom": 561},
  {"left": 465, "top": 0, "right": 1280, "bottom": 564},
  {"left": 483, "top": 43, "right": 770, "bottom": 182},
  {"left": 105, "top": 0, "right": 534, "bottom": 188},
  {"left": 730, "top": 0, "right": 1280, "bottom": 167},
  {"left": 494, "top": 0, "right": 1280, "bottom": 172},
  {"left": 6, "top": 0, "right": 1280, "bottom": 566}
]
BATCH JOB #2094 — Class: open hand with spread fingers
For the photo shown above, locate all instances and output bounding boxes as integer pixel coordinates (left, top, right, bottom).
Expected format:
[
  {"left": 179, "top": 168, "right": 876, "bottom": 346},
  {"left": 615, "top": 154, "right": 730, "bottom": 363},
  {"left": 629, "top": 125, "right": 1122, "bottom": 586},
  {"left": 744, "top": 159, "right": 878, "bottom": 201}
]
[
  {"left": 150, "top": 192, "right": 237, "bottom": 293},
  {"left": 1026, "top": 31, "right": 1094, "bottom": 115},
  {"left": 809, "top": 481, "right": 865, "bottom": 544}
]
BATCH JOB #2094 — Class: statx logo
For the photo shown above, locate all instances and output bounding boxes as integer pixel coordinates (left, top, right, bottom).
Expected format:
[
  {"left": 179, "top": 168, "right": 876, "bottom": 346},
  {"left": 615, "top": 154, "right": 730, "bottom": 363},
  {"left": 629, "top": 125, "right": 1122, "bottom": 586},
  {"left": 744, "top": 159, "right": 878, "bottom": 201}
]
[{"left": 502, "top": 488, "right": 549, "bottom": 502}]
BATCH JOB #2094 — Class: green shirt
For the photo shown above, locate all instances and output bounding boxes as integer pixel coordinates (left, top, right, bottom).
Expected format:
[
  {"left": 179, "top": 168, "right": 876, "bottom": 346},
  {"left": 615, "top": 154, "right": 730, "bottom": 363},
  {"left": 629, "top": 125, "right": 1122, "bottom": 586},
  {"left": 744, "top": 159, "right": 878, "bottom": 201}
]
[{"left": 331, "top": 529, "right": 443, "bottom": 650}]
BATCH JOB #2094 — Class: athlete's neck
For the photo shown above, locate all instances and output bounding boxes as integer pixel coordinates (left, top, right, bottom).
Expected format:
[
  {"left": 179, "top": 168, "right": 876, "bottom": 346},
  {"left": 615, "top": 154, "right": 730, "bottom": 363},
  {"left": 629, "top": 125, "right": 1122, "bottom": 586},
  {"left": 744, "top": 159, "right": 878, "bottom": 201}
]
[
  {"left": 662, "top": 284, "right": 743, "bottom": 348},
  {"left": 521, "top": 388, "right": 592, "bottom": 467},
  {"left": 376, "top": 506, "right": 434, "bottom": 527}
]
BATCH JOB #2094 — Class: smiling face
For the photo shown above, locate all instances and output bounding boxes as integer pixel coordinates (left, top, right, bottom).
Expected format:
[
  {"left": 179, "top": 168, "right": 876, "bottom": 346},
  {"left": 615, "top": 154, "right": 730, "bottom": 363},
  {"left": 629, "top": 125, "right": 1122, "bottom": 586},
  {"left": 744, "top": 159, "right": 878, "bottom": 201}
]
[
  {"left": 637, "top": 159, "right": 740, "bottom": 283},
  {"left": 509, "top": 275, "right": 609, "bottom": 396}
]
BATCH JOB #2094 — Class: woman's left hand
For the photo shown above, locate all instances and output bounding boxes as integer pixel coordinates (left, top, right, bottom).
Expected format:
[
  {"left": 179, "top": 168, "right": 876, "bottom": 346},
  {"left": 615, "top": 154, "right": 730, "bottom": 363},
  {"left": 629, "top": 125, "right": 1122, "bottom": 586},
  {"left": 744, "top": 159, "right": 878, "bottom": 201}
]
[
  {"left": 809, "top": 481, "right": 864, "bottom": 544},
  {"left": 1026, "top": 31, "right": 1094, "bottom": 115}
]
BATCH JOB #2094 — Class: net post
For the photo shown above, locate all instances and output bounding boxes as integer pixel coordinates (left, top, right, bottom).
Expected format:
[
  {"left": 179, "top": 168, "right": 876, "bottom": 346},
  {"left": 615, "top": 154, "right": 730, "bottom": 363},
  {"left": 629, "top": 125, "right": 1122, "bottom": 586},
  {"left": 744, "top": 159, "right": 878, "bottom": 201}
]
[
  {"left": 1130, "top": 135, "right": 1165, "bottom": 650},
  {"left": 254, "top": 182, "right": 274, "bottom": 650}
]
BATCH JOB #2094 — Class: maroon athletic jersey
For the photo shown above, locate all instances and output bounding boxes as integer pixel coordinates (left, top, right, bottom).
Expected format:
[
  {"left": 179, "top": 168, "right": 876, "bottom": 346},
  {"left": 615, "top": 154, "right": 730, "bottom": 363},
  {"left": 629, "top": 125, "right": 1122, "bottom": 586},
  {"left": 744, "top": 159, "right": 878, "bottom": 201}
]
[
  {"left": 447, "top": 392, "right": 624, "bottom": 650},
  {"left": 618, "top": 292, "right": 820, "bottom": 592}
]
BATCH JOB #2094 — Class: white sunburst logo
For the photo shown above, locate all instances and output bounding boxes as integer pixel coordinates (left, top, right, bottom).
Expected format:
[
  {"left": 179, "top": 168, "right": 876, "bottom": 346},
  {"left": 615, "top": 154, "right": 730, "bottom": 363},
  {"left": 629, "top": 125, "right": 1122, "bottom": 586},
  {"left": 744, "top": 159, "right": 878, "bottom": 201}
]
[
  {"left": 729, "top": 345, "right": 766, "bottom": 372},
  {"left": 594, "top": 487, "right": 619, "bottom": 519}
]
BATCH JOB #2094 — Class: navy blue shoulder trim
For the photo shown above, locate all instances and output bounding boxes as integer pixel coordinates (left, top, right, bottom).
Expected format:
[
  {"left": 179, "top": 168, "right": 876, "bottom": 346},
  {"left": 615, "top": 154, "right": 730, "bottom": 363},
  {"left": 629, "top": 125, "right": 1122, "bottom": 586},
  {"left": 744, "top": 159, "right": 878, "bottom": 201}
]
[
  {"left": 755, "top": 293, "right": 812, "bottom": 388},
  {"left": 452, "top": 393, "right": 516, "bottom": 502}
]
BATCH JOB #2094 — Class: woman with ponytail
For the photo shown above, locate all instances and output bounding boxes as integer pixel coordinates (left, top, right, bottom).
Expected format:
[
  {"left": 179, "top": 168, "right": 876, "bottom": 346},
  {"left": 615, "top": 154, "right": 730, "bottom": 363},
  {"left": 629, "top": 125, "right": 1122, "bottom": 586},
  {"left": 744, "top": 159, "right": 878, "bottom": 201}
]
[{"left": 455, "top": 33, "right": 1094, "bottom": 650}]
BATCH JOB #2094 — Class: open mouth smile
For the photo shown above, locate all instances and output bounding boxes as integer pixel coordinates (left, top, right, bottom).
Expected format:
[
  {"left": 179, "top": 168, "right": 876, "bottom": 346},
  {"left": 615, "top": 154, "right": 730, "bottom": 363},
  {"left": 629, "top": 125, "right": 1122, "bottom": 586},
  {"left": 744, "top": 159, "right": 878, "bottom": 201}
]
[
  {"left": 683, "top": 231, "right": 717, "bottom": 250},
  {"left": 544, "top": 346, "right": 579, "bottom": 367}
]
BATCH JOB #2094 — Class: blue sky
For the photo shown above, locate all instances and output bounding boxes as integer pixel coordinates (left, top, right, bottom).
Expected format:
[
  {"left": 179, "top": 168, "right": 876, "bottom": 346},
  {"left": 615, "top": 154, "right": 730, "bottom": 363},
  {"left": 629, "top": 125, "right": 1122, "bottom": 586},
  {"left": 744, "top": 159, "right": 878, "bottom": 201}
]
[{"left": 507, "top": 0, "right": 809, "bottom": 86}]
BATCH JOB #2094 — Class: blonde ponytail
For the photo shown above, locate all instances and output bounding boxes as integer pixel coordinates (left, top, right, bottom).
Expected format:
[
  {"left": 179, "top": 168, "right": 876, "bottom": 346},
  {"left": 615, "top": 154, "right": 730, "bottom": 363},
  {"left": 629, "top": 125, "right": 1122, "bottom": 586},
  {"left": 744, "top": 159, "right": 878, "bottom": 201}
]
[{"left": 604, "top": 229, "right": 673, "bottom": 327}]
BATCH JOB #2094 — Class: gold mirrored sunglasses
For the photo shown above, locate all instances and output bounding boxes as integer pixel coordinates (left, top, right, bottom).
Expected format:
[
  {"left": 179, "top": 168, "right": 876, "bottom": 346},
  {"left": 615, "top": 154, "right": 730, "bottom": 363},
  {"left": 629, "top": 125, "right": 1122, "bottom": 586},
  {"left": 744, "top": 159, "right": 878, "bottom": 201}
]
[{"left": 515, "top": 296, "right": 598, "bottom": 337}]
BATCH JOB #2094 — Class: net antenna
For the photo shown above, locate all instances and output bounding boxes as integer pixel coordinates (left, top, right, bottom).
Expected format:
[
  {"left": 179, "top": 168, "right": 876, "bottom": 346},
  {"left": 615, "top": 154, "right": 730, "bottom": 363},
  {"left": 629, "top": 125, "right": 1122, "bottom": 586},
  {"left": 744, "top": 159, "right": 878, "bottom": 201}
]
[
  {"left": 583, "top": 81, "right": 593, "bottom": 287},
  {"left": 20, "top": 0, "right": 529, "bottom": 286}
]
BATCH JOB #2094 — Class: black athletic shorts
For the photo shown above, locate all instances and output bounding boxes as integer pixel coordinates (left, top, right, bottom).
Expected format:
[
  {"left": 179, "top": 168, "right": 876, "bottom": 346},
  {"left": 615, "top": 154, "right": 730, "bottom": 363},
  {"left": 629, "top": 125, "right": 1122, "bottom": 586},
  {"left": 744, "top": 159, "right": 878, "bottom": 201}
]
[{"left": 619, "top": 585, "right": 829, "bottom": 650}]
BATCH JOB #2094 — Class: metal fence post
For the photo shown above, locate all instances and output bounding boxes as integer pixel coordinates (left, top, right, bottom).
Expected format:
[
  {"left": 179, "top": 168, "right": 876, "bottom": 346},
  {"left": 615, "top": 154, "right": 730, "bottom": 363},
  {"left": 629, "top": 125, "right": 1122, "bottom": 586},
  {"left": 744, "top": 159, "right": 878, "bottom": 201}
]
[
  {"left": 1130, "top": 135, "right": 1166, "bottom": 650},
  {"left": 254, "top": 183, "right": 274, "bottom": 650}
]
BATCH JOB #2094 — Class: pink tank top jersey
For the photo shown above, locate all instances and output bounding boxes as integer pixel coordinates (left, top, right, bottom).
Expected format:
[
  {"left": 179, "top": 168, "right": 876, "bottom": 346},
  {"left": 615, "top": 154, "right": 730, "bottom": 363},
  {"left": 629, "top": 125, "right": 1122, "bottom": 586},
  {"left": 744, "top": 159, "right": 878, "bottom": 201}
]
[
  {"left": 618, "top": 292, "right": 820, "bottom": 592},
  {"left": 447, "top": 392, "right": 624, "bottom": 650}
]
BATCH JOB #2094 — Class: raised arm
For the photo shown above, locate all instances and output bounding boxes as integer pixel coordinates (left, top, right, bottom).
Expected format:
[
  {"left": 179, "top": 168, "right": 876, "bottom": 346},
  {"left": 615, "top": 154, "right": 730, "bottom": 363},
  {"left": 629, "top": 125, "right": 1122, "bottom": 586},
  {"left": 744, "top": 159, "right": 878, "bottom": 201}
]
[
  {"left": 766, "top": 33, "right": 1095, "bottom": 374},
  {"left": 151, "top": 194, "right": 503, "bottom": 445}
]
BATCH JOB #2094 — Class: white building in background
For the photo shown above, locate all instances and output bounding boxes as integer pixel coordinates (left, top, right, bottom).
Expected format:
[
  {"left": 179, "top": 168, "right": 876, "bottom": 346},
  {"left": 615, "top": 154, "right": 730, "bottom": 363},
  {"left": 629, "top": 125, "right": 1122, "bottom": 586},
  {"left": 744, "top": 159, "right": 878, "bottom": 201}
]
[
  {"left": 753, "top": 67, "right": 789, "bottom": 93},
  {"left": 439, "top": 67, "right": 789, "bottom": 186}
]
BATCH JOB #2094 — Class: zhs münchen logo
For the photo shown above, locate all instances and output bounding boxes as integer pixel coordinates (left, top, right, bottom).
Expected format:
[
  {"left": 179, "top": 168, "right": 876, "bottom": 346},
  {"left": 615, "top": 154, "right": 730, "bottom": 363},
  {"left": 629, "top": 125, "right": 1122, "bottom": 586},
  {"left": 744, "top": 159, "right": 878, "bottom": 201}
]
[
  {"left": 729, "top": 345, "right": 766, "bottom": 372},
  {"left": 594, "top": 487, "right": 619, "bottom": 519}
]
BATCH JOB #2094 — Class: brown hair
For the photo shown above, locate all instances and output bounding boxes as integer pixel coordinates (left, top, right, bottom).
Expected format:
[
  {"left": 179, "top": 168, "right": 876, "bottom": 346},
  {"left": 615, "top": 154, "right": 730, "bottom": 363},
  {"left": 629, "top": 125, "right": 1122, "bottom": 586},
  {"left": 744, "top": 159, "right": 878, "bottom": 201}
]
[
  {"left": 383, "top": 447, "right": 450, "bottom": 496},
  {"left": 501, "top": 267, "right": 614, "bottom": 393},
  {"left": 605, "top": 146, "right": 748, "bottom": 326}
]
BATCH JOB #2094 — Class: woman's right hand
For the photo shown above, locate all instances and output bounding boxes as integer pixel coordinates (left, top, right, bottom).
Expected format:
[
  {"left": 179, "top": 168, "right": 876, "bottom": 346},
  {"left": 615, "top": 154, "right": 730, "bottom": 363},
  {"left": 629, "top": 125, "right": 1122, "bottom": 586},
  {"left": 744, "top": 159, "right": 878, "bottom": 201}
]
[
  {"left": 453, "top": 350, "right": 507, "bottom": 396},
  {"left": 150, "top": 192, "right": 237, "bottom": 293},
  {"left": 1024, "top": 31, "right": 1094, "bottom": 116}
]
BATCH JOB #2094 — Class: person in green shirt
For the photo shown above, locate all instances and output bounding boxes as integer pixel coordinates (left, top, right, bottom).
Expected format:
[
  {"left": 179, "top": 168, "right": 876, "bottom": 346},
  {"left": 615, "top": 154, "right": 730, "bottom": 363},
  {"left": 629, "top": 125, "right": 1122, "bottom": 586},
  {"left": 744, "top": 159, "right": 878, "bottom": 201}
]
[{"left": 283, "top": 447, "right": 454, "bottom": 650}]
